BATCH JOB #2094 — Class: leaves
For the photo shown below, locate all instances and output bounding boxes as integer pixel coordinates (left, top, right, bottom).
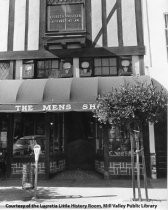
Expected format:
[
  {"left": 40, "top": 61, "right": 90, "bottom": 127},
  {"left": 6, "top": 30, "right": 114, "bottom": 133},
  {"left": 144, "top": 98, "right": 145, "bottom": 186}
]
[{"left": 94, "top": 82, "right": 167, "bottom": 126}]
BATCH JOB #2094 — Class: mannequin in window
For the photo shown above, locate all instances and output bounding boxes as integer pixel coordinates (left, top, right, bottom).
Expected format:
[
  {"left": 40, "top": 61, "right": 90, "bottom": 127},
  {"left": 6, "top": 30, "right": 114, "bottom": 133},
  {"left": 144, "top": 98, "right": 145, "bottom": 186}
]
[{"left": 119, "top": 60, "right": 133, "bottom": 76}]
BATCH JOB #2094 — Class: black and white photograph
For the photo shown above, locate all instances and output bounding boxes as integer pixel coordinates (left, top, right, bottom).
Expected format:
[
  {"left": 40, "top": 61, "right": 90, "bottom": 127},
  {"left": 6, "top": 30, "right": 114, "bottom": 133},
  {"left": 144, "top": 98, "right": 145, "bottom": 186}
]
[{"left": 0, "top": 0, "right": 167, "bottom": 209}]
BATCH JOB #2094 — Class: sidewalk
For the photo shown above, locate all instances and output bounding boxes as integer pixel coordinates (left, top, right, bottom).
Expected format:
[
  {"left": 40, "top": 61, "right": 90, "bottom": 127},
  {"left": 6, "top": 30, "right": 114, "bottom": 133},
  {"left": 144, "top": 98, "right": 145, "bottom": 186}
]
[{"left": 0, "top": 176, "right": 167, "bottom": 210}]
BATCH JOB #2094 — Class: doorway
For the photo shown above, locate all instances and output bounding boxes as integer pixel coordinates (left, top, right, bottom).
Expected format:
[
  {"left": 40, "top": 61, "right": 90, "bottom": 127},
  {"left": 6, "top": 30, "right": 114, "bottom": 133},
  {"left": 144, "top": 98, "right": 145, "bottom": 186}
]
[
  {"left": 155, "top": 121, "right": 167, "bottom": 178},
  {"left": 65, "top": 112, "right": 95, "bottom": 170}
]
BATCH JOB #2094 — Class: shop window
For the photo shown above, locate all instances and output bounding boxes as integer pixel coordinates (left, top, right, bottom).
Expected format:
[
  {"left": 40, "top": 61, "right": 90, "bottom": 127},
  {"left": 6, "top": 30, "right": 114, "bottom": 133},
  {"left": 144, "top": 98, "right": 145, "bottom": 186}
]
[
  {"left": 96, "top": 124, "right": 131, "bottom": 157},
  {"left": 47, "top": 0, "right": 85, "bottom": 33},
  {"left": 0, "top": 61, "right": 10, "bottom": 80},
  {"left": 36, "top": 59, "right": 73, "bottom": 78},
  {"left": 164, "top": 13, "right": 168, "bottom": 61},
  {"left": 23, "top": 60, "right": 34, "bottom": 79},
  {"left": 0, "top": 116, "right": 8, "bottom": 178},
  {"left": 59, "top": 58, "right": 73, "bottom": 77},
  {"left": 118, "top": 56, "right": 132, "bottom": 76},
  {"left": 79, "top": 58, "right": 92, "bottom": 77},
  {"left": 37, "top": 59, "right": 60, "bottom": 78},
  {"left": 108, "top": 125, "right": 131, "bottom": 156},
  {"left": 13, "top": 114, "right": 46, "bottom": 158},
  {"left": 0, "top": 118, "right": 8, "bottom": 149},
  {"left": 94, "top": 57, "right": 118, "bottom": 76}
]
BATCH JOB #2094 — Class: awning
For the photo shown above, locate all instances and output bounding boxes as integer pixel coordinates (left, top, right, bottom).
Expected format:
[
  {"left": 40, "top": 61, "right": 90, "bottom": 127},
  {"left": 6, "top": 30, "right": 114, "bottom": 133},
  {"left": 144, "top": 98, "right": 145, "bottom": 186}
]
[{"left": 0, "top": 76, "right": 163, "bottom": 113}]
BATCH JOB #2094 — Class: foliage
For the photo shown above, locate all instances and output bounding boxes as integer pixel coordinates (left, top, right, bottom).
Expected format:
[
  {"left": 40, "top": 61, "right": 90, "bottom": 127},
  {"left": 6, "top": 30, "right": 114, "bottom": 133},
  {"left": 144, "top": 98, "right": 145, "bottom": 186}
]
[{"left": 94, "top": 82, "right": 167, "bottom": 126}]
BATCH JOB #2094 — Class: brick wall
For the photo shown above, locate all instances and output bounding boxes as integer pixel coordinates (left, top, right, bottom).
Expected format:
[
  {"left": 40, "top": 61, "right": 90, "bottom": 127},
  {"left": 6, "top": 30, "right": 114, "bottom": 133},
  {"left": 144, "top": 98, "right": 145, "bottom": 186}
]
[
  {"left": 50, "top": 160, "right": 66, "bottom": 173},
  {"left": 11, "top": 162, "right": 45, "bottom": 175},
  {"left": 95, "top": 160, "right": 143, "bottom": 176},
  {"left": 11, "top": 160, "right": 65, "bottom": 176}
]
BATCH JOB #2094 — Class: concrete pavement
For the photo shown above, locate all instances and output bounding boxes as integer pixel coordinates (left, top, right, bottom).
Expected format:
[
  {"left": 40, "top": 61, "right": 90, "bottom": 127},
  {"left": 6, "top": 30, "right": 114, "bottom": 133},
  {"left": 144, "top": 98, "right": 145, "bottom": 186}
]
[{"left": 0, "top": 171, "right": 167, "bottom": 210}]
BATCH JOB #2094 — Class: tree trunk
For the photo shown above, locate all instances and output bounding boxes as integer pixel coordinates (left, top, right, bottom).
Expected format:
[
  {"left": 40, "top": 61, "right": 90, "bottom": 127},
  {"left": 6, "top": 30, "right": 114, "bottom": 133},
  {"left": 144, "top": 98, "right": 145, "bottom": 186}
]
[{"left": 103, "top": 125, "right": 109, "bottom": 180}]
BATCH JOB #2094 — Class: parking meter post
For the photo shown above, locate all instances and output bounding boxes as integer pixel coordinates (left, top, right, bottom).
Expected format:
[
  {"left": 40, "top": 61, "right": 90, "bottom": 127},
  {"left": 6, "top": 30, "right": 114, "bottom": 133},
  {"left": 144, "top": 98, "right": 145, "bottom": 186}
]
[
  {"left": 34, "top": 161, "right": 38, "bottom": 199},
  {"left": 33, "top": 145, "right": 41, "bottom": 200}
]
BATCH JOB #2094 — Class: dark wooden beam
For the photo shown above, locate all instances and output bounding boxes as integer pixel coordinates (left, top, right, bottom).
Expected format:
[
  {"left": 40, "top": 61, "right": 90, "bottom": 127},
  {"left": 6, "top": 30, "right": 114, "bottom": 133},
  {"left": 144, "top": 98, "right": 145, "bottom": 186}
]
[
  {"left": 117, "top": 0, "right": 123, "bottom": 46},
  {"left": 49, "top": 46, "right": 145, "bottom": 57},
  {"left": 7, "top": 0, "right": 15, "bottom": 51},
  {"left": 93, "top": 1, "right": 118, "bottom": 46},
  {"left": 85, "top": 0, "right": 92, "bottom": 46},
  {"left": 39, "top": 0, "right": 46, "bottom": 49},
  {"left": 0, "top": 50, "right": 56, "bottom": 60},
  {"left": 0, "top": 46, "right": 145, "bottom": 60},
  {"left": 134, "top": 0, "right": 144, "bottom": 46},
  {"left": 101, "top": 0, "right": 108, "bottom": 47},
  {"left": 25, "top": 0, "right": 29, "bottom": 51}
]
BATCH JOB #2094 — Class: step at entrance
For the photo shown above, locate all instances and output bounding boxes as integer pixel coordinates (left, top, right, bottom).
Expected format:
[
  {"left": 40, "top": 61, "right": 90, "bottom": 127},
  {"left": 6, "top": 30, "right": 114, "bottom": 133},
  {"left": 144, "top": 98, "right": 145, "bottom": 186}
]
[{"left": 54, "top": 169, "right": 103, "bottom": 181}]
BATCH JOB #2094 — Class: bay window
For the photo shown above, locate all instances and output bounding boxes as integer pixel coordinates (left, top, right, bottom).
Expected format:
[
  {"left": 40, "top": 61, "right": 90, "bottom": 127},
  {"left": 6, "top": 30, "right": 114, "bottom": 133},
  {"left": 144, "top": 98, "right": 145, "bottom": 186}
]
[{"left": 47, "top": 0, "right": 85, "bottom": 32}]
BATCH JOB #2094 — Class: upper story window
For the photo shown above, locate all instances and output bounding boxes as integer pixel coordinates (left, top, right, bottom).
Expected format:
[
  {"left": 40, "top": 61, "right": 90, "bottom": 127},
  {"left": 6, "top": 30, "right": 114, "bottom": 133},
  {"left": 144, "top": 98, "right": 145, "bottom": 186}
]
[
  {"left": 164, "top": 13, "right": 168, "bottom": 61},
  {"left": 0, "top": 61, "right": 10, "bottom": 80},
  {"left": 94, "top": 58, "right": 118, "bottom": 76},
  {"left": 47, "top": 0, "right": 85, "bottom": 33},
  {"left": 79, "top": 58, "right": 92, "bottom": 77},
  {"left": 23, "top": 59, "right": 73, "bottom": 79},
  {"left": 23, "top": 60, "right": 34, "bottom": 79},
  {"left": 36, "top": 59, "right": 60, "bottom": 78}
]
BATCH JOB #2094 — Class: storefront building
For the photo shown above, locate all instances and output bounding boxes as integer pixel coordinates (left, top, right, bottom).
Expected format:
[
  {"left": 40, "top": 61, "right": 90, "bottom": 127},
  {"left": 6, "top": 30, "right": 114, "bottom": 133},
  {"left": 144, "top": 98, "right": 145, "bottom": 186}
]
[{"left": 0, "top": 0, "right": 166, "bottom": 179}]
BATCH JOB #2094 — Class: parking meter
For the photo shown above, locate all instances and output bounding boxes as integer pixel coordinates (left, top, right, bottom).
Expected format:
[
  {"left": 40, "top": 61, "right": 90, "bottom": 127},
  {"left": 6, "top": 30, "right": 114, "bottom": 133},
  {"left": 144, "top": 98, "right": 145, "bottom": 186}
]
[
  {"left": 33, "top": 144, "right": 41, "bottom": 200},
  {"left": 34, "top": 144, "right": 41, "bottom": 162}
]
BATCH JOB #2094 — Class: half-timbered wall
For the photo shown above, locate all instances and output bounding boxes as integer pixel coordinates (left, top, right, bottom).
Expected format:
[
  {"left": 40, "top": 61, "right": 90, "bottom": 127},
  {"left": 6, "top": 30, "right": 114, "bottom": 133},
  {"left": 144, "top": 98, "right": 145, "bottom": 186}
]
[
  {"left": 0, "top": 0, "right": 40, "bottom": 52},
  {"left": 91, "top": 0, "right": 139, "bottom": 47},
  {"left": 0, "top": 0, "right": 9, "bottom": 52},
  {"left": 0, "top": 0, "right": 143, "bottom": 52}
]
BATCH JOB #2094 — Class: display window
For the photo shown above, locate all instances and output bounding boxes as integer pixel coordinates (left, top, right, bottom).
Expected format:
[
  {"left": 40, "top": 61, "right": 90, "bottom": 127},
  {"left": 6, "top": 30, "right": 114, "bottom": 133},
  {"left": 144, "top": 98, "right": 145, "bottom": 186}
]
[
  {"left": 0, "top": 117, "right": 8, "bottom": 149},
  {"left": 13, "top": 114, "right": 46, "bottom": 158},
  {"left": 108, "top": 125, "right": 131, "bottom": 156},
  {"left": 94, "top": 57, "right": 118, "bottom": 76},
  {"left": 96, "top": 124, "right": 131, "bottom": 157}
]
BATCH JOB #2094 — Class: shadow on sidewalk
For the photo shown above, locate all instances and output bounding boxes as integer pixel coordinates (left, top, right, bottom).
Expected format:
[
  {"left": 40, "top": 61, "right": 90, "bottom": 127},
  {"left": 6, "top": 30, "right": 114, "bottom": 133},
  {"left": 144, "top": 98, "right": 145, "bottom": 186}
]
[
  {"left": 0, "top": 187, "right": 29, "bottom": 201},
  {"left": 0, "top": 187, "right": 118, "bottom": 202},
  {"left": 0, "top": 178, "right": 167, "bottom": 188}
]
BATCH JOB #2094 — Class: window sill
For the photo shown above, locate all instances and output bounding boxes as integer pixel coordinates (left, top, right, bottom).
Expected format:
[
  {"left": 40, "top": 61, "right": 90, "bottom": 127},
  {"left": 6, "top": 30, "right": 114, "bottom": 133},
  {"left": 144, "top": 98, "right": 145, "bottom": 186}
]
[{"left": 45, "top": 30, "right": 86, "bottom": 37}]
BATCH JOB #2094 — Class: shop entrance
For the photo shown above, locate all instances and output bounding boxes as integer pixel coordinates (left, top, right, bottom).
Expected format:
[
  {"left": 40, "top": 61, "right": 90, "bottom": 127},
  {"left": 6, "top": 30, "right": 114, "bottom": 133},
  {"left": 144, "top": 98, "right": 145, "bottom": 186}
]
[{"left": 65, "top": 112, "right": 95, "bottom": 170}]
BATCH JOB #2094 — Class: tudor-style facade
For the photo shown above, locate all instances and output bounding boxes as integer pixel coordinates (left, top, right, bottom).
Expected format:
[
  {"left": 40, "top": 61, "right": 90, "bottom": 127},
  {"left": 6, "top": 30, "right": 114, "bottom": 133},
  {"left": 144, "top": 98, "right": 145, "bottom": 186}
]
[{"left": 0, "top": 0, "right": 166, "bottom": 180}]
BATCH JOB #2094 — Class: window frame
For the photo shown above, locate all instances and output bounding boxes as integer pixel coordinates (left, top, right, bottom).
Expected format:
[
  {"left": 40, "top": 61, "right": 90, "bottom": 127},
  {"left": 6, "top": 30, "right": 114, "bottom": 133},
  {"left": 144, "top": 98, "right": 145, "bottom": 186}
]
[
  {"left": 36, "top": 59, "right": 60, "bottom": 78},
  {"left": 46, "top": 0, "right": 86, "bottom": 34},
  {"left": 0, "top": 61, "right": 11, "bottom": 80},
  {"left": 164, "top": 13, "right": 168, "bottom": 61},
  {"left": 93, "top": 57, "right": 118, "bottom": 77}
]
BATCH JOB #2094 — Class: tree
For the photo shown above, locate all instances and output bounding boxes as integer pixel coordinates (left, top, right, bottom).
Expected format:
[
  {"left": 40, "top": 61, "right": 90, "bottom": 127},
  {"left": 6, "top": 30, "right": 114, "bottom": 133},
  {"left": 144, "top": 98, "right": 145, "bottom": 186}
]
[
  {"left": 94, "top": 82, "right": 167, "bottom": 127},
  {"left": 94, "top": 80, "right": 167, "bottom": 200}
]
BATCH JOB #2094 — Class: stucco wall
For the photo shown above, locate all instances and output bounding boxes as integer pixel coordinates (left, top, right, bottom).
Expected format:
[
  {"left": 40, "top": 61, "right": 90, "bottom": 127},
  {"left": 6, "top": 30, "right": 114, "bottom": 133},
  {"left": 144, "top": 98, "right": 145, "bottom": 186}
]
[
  {"left": 142, "top": 0, "right": 168, "bottom": 90},
  {"left": 0, "top": 0, "right": 9, "bottom": 51},
  {"left": 0, "top": 0, "right": 139, "bottom": 51},
  {"left": 0, "top": 0, "right": 40, "bottom": 52},
  {"left": 91, "top": 0, "right": 137, "bottom": 47}
]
